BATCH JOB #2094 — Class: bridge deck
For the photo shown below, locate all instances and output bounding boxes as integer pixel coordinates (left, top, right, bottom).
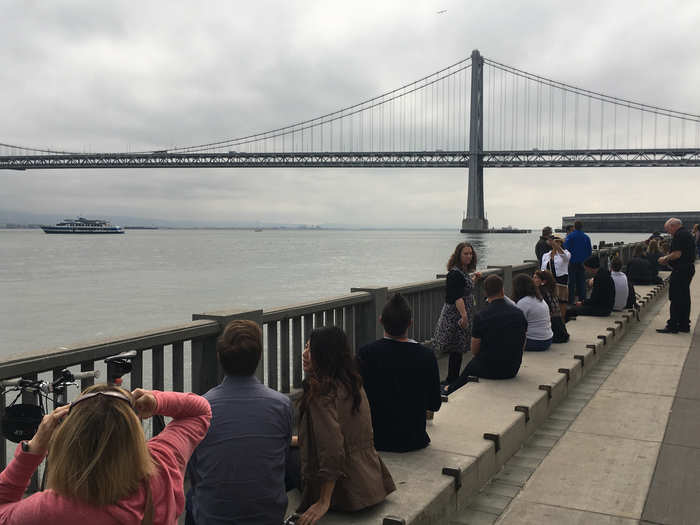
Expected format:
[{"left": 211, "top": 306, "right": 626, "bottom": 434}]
[{"left": 2, "top": 149, "right": 699, "bottom": 170}]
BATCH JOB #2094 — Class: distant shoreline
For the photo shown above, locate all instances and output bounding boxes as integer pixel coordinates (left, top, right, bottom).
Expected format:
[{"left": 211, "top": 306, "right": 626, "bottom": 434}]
[{"left": 0, "top": 224, "right": 459, "bottom": 232}]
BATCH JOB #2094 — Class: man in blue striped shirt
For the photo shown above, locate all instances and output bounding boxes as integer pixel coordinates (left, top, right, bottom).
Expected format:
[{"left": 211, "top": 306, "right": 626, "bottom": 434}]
[{"left": 186, "top": 320, "right": 293, "bottom": 525}]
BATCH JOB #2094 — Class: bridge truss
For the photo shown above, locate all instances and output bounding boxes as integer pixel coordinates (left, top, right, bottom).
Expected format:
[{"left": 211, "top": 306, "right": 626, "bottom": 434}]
[{"left": 2, "top": 148, "right": 699, "bottom": 170}]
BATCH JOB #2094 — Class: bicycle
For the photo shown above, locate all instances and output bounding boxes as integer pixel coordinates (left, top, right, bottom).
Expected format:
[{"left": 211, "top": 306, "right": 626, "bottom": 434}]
[
  {"left": 0, "top": 368, "right": 101, "bottom": 444},
  {"left": 0, "top": 368, "right": 101, "bottom": 490}
]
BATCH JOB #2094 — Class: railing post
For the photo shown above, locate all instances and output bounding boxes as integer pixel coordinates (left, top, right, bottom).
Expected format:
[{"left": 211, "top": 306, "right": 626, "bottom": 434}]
[
  {"left": 487, "top": 265, "right": 513, "bottom": 297},
  {"left": 192, "top": 309, "right": 263, "bottom": 393},
  {"left": 350, "top": 287, "right": 388, "bottom": 349}
]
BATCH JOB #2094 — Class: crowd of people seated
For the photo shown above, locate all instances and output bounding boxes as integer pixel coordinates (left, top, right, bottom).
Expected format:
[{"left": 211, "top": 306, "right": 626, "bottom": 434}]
[{"left": 0, "top": 228, "right": 687, "bottom": 525}]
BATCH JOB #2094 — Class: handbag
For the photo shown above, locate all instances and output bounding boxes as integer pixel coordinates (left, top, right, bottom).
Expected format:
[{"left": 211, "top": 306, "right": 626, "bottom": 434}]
[{"left": 548, "top": 256, "right": 569, "bottom": 303}]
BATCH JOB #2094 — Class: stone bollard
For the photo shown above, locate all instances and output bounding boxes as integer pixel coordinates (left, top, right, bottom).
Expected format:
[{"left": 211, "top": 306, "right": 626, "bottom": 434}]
[{"left": 350, "top": 286, "right": 388, "bottom": 350}]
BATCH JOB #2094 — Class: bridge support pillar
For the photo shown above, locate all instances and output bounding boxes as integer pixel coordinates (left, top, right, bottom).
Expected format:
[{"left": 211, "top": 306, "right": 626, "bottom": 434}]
[{"left": 461, "top": 49, "right": 488, "bottom": 233}]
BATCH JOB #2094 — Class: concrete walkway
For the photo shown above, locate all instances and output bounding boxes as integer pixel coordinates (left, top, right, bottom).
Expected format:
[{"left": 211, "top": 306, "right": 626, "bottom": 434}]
[{"left": 484, "top": 271, "right": 700, "bottom": 525}]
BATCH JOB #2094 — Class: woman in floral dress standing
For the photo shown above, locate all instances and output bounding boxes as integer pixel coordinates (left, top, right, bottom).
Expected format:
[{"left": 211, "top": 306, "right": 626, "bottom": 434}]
[{"left": 434, "top": 242, "right": 481, "bottom": 384}]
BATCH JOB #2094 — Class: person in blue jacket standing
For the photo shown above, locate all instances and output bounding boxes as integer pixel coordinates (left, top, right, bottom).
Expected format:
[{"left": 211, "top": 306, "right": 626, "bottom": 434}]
[{"left": 564, "top": 220, "right": 592, "bottom": 304}]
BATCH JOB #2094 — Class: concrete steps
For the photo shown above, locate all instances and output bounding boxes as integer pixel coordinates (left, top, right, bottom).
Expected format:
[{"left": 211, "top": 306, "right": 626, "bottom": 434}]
[{"left": 287, "top": 277, "right": 670, "bottom": 524}]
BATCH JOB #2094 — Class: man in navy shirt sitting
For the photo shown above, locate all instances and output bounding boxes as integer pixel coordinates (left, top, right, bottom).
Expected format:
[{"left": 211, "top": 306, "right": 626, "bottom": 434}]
[
  {"left": 444, "top": 275, "right": 528, "bottom": 395},
  {"left": 186, "top": 320, "right": 293, "bottom": 525},
  {"left": 358, "top": 293, "right": 442, "bottom": 452},
  {"left": 567, "top": 255, "right": 615, "bottom": 318}
]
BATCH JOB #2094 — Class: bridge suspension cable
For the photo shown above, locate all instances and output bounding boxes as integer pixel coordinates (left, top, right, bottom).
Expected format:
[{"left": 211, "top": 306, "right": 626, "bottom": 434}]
[
  {"left": 3, "top": 51, "right": 700, "bottom": 160},
  {"left": 168, "top": 57, "right": 473, "bottom": 154},
  {"left": 482, "top": 57, "right": 700, "bottom": 152}
]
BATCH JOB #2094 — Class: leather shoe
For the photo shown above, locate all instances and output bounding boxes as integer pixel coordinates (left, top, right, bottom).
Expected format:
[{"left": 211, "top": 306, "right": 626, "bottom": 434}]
[
  {"left": 678, "top": 327, "right": 691, "bottom": 333},
  {"left": 656, "top": 327, "right": 678, "bottom": 334}
]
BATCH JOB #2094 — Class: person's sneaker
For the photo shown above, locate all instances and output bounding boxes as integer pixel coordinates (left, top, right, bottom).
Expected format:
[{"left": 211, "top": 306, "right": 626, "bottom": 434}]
[{"left": 656, "top": 327, "right": 679, "bottom": 334}]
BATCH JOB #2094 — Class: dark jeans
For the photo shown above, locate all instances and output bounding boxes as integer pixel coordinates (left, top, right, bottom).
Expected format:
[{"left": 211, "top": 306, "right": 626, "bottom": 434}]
[
  {"left": 568, "top": 304, "right": 611, "bottom": 318},
  {"left": 445, "top": 352, "right": 463, "bottom": 383},
  {"left": 667, "top": 266, "right": 695, "bottom": 330},
  {"left": 445, "top": 356, "right": 519, "bottom": 394},
  {"left": 524, "top": 338, "right": 552, "bottom": 351},
  {"left": 568, "top": 262, "right": 587, "bottom": 303}
]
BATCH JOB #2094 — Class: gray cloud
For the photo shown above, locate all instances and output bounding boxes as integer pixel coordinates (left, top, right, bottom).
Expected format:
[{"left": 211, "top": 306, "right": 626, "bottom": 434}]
[{"left": 1, "top": 0, "right": 699, "bottom": 228}]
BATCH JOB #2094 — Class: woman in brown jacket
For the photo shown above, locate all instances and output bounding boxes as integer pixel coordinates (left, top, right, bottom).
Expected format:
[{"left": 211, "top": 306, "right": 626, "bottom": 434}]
[{"left": 295, "top": 326, "right": 395, "bottom": 525}]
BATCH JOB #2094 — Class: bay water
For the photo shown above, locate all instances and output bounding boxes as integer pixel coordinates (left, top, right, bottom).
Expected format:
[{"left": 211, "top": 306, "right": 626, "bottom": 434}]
[{"left": 1, "top": 228, "right": 649, "bottom": 359}]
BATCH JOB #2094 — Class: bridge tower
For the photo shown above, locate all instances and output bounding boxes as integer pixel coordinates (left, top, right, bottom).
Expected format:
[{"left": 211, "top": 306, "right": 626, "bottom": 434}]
[{"left": 460, "top": 49, "right": 488, "bottom": 233}]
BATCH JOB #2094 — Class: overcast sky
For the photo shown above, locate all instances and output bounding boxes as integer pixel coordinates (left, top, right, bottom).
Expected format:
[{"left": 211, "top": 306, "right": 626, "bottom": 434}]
[{"left": 1, "top": 0, "right": 699, "bottom": 228}]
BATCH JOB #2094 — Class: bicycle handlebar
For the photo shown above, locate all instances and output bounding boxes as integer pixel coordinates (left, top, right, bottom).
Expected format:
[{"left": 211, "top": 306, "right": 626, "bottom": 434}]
[
  {"left": 0, "top": 369, "right": 100, "bottom": 391},
  {"left": 0, "top": 378, "right": 27, "bottom": 389},
  {"left": 68, "top": 370, "right": 101, "bottom": 382},
  {"left": 105, "top": 351, "right": 137, "bottom": 363}
]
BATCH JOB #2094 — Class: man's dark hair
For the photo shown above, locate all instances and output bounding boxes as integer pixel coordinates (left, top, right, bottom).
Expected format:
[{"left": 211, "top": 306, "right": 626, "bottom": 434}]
[
  {"left": 611, "top": 256, "right": 622, "bottom": 272},
  {"left": 542, "top": 226, "right": 552, "bottom": 236},
  {"left": 217, "top": 320, "right": 262, "bottom": 376},
  {"left": 574, "top": 220, "right": 583, "bottom": 230},
  {"left": 484, "top": 274, "right": 504, "bottom": 297},
  {"left": 381, "top": 293, "right": 412, "bottom": 337},
  {"left": 584, "top": 255, "right": 600, "bottom": 269}
]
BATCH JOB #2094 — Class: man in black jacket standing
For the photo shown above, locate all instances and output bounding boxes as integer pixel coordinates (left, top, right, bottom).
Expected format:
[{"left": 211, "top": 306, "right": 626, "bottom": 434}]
[
  {"left": 657, "top": 218, "right": 696, "bottom": 333},
  {"left": 357, "top": 293, "right": 442, "bottom": 452},
  {"left": 535, "top": 226, "right": 553, "bottom": 265},
  {"left": 569, "top": 255, "right": 615, "bottom": 317}
]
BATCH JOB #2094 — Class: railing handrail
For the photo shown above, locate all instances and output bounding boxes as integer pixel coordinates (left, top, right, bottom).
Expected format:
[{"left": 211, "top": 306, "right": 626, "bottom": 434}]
[
  {"left": 0, "top": 240, "right": 650, "bottom": 382},
  {"left": 0, "top": 319, "right": 219, "bottom": 380},
  {"left": 262, "top": 291, "right": 373, "bottom": 323}
]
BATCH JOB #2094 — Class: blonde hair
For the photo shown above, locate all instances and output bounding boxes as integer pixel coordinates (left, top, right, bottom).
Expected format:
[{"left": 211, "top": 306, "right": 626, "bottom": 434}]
[
  {"left": 46, "top": 384, "right": 155, "bottom": 506},
  {"left": 550, "top": 237, "right": 565, "bottom": 256}
]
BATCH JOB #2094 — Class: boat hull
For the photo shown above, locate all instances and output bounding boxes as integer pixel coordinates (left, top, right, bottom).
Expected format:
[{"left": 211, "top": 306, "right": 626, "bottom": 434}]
[{"left": 41, "top": 227, "right": 125, "bottom": 234}]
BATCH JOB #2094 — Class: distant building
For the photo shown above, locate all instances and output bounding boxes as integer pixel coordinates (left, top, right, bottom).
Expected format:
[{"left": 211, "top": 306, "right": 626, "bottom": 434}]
[{"left": 562, "top": 212, "right": 700, "bottom": 233}]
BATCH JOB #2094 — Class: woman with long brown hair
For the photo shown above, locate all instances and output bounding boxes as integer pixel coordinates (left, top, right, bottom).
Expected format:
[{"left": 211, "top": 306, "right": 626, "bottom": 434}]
[
  {"left": 434, "top": 242, "right": 481, "bottom": 384},
  {"left": 0, "top": 384, "right": 211, "bottom": 524},
  {"left": 533, "top": 270, "right": 570, "bottom": 343},
  {"left": 295, "top": 326, "right": 394, "bottom": 525},
  {"left": 513, "top": 274, "right": 553, "bottom": 351}
]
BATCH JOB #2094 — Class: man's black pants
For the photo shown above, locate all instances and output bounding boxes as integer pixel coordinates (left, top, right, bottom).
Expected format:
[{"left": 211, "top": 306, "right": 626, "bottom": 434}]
[
  {"left": 445, "top": 357, "right": 518, "bottom": 394},
  {"left": 668, "top": 266, "right": 695, "bottom": 330}
]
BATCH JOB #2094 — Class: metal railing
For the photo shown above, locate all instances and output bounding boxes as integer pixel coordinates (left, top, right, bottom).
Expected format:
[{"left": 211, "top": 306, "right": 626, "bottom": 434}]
[{"left": 0, "top": 240, "right": 646, "bottom": 473}]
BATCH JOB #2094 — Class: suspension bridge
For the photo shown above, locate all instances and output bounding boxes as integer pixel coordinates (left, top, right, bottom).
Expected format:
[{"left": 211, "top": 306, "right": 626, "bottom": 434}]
[{"left": 2, "top": 50, "right": 699, "bottom": 232}]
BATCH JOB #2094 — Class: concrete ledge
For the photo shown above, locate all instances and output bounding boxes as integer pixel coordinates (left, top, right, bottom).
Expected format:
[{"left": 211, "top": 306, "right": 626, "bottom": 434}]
[{"left": 286, "top": 276, "right": 670, "bottom": 524}]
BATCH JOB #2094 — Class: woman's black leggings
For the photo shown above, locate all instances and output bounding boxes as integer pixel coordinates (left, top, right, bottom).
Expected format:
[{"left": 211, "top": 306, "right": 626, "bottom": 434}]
[{"left": 446, "top": 352, "right": 463, "bottom": 382}]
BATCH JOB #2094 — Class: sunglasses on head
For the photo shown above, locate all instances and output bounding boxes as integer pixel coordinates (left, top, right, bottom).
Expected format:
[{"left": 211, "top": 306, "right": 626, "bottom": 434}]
[{"left": 69, "top": 390, "right": 134, "bottom": 413}]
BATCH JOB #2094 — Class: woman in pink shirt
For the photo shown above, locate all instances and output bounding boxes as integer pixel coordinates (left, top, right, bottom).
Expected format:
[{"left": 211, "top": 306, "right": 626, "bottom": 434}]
[{"left": 0, "top": 384, "right": 211, "bottom": 525}]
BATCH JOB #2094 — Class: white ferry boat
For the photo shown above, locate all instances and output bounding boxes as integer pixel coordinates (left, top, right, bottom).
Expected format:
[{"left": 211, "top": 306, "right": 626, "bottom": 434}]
[{"left": 40, "top": 217, "right": 125, "bottom": 234}]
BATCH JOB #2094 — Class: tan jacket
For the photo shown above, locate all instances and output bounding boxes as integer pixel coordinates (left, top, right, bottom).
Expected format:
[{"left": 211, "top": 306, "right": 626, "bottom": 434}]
[{"left": 297, "top": 384, "right": 395, "bottom": 513}]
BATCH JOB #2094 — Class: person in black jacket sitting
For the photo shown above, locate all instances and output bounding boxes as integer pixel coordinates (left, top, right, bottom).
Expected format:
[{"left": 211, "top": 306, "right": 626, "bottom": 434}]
[
  {"left": 443, "top": 275, "right": 528, "bottom": 395},
  {"left": 567, "top": 255, "right": 615, "bottom": 317},
  {"left": 357, "top": 293, "right": 442, "bottom": 452},
  {"left": 626, "top": 246, "right": 653, "bottom": 284}
]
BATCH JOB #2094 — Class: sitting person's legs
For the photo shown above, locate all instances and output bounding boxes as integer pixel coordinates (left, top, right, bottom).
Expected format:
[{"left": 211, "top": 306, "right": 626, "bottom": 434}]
[
  {"left": 444, "top": 357, "right": 517, "bottom": 394},
  {"left": 524, "top": 338, "right": 552, "bottom": 351}
]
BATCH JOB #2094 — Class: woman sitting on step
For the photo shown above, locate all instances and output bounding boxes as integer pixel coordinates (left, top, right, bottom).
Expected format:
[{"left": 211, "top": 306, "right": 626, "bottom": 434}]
[
  {"left": 514, "top": 274, "right": 553, "bottom": 351},
  {"left": 534, "top": 270, "right": 570, "bottom": 343},
  {"left": 294, "top": 326, "right": 395, "bottom": 525}
]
